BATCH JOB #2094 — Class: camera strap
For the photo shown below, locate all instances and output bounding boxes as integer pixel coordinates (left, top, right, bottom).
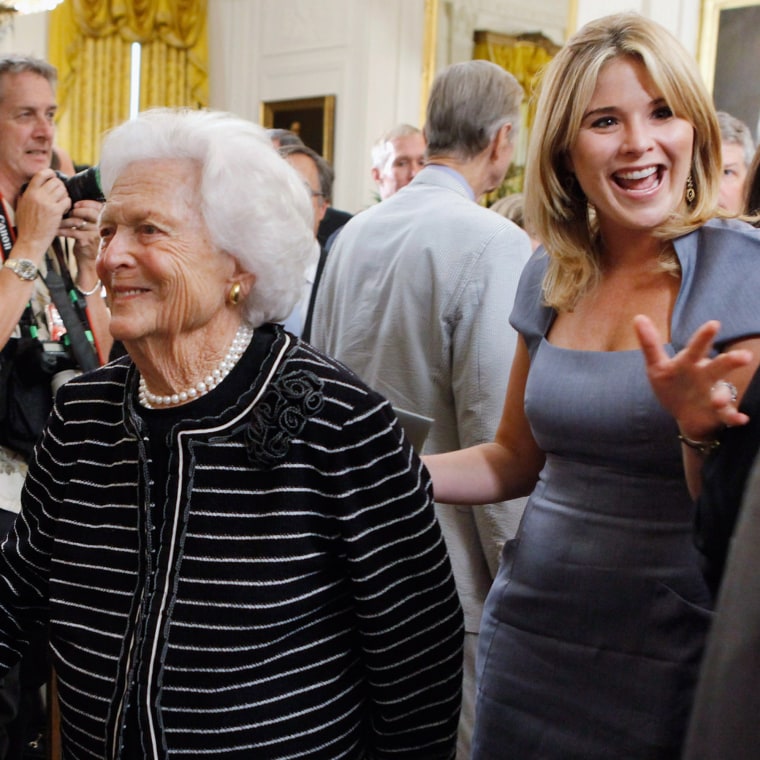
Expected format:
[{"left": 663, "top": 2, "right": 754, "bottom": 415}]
[
  {"left": 43, "top": 245, "right": 99, "bottom": 373},
  {"left": 0, "top": 193, "right": 98, "bottom": 372},
  {"left": 0, "top": 196, "right": 14, "bottom": 260}
]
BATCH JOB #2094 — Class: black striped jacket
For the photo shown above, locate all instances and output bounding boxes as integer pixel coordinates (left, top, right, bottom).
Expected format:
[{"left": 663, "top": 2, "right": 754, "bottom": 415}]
[{"left": 0, "top": 326, "right": 463, "bottom": 759}]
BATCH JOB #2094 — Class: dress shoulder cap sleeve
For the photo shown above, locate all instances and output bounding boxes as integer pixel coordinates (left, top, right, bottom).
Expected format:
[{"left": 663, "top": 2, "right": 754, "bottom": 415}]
[
  {"left": 509, "top": 248, "right": 554, "bottom": 358},
  {"left": 672, "top": 218, "right": 760, "bottom": 351}
]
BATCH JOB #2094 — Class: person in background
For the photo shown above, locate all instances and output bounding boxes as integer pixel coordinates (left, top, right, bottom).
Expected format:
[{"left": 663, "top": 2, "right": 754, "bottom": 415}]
[
  {"left": 265, "top": 127, "right": 303, "bottom": 149},
  {"left": 743, "top": 143, "right": 760, "bottom": 217},
  {"left": 265, "top": 128, "right": 351, "bottom": 252},
  {"left": 646, "top": 116, "right": 760, "bottom": 760},
  {"left": 312, "top": 59, "right": 531, "bottom": 759},
  {"left": 370, "top": 123, "right": 426, "bottom": 201},
  {"left": 423, "top": 13, "right": 760, "bottom": 758},
  {"left": 688, "top": 357, "right": 760, "bottom": 594},
  {"left": 680, "top": 440, "right": 760, "bottom": 760},
  {"left": 0, "top": 107, "right": 464, "bottom": 759},
  {"left": 716, "top": 110, "right": 755, "bottom": 214},
  {"left": 316, "top": 204, "right": 351, "bottom": 250},
  {"left": 668, "top": 126, "right": 760, "bottom": 760},
  {"left": 683, "top": 139, "right": 760, "bottom": 595},
  {"left": 279, "top": 143, "right": 332, "bottom": 238},
  {"left": 277, "top": 142, "right": 333, "bottom": 340},
  {"left": 0, "top": 54, "right": 109, "bottom": 758}
]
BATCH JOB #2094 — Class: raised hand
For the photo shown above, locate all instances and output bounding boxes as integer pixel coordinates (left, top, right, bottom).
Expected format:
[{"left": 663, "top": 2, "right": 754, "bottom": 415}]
[
  {"left": 633, "top": 314, "right": 752, "bottom": 441},
  {"left": 14, "top": 169, "right": 71, "bottom": 259},
  {"left": 60, "top": 198, "right": 103, "bottom": 276}
]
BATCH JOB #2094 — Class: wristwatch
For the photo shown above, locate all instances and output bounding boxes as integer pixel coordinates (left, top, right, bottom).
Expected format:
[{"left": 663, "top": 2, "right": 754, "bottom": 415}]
[{"left": 3, "top": 258, "right": 38, "bottom": 281}]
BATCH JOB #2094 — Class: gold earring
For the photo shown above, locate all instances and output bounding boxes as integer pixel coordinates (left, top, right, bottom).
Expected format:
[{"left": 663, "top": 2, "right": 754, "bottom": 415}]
[
  {"left": 228, "top": 282, "right": 241, "bottom": 306},
  {"left": 685, "top": 174, "right": 696, "bottom": 204}
]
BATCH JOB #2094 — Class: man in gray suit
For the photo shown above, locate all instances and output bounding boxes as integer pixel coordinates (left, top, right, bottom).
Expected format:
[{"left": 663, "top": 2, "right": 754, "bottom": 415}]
[{"left": 310, "top": 59, "right": 531, "bottom": 758}]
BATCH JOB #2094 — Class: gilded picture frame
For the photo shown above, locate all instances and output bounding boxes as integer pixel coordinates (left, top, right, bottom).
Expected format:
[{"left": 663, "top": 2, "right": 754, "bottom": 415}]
[
  {"left": 260, "top": 95, "right": 336, "bottom": 163},
  {"left": 698, "top": 0, "right": 760, "bottom": 138}
]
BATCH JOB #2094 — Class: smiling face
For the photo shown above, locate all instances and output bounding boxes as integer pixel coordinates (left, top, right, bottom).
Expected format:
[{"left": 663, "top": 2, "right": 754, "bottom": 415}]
[
  {"left": 567, "top": 56, "right": 695, "bottom": 242},
  {"left": 0, "top": 71, "right": 57, "bottom": 198},
  {"left": 97, "top": 158, "right": 247, "bottom": 350}
]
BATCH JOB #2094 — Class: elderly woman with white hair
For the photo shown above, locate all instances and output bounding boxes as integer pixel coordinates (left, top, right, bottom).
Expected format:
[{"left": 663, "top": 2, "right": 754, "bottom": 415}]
[{"left": 0, "top": 108, "right": 463, "bottom": 759}]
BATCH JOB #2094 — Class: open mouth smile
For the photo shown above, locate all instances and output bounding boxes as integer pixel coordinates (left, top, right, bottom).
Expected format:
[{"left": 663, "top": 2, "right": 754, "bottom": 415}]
[{"left": 613, "top": 165, "right": 662, "bottom": 192}]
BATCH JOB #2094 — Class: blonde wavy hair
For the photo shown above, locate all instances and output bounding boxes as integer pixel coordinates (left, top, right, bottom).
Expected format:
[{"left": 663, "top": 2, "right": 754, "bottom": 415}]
[{"left": 524, "top": 12, "right": 722, "bottom": 311}]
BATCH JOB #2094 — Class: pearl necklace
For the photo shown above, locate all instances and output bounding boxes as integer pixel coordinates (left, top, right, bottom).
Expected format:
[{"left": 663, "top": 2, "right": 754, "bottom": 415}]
[{"left": 138, "top": 322, "right": 254, "bottom": 409}]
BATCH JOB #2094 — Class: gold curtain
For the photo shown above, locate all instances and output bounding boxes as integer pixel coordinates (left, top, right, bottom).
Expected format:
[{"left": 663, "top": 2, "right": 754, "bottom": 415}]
[
  {"left": 48, "top": 0, "right": 208, "bottom": 167},
  {"left": 474, "top": 31, "right": 558, "bottom": 197}
]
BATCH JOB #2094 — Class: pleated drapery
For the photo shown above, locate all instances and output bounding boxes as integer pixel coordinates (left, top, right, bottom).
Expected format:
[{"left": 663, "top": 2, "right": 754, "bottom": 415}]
[{"left": 49, "top": 0, "right": 208, "bottom": 166}]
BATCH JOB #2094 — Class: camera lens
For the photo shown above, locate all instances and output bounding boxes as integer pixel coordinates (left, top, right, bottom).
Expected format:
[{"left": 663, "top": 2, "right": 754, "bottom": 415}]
[
  {"left": 18, "top": 166, "right": 104, "bottom": 215},
  {"left": 64, "top": 166, "right": 104, "bottom": 205}
]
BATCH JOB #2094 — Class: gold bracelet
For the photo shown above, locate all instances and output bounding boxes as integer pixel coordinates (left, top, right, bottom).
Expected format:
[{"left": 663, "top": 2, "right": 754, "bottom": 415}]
[
  {"left": 678, "top": 433, "right": 721, "bottom": 454},
  {"left": 76, "top": 278, "right": 102, "bottom": 296}
]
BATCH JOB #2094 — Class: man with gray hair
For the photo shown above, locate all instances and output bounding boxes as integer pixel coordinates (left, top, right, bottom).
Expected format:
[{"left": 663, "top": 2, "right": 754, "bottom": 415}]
[
  {"left": 277, "top": 143, "right": 339, "bottom": 341},
  {"left": 717, "top": 110, "right": 756, "bottom": 214},
  {"left": 370, "top": 123, "right": 426, "bottom": 201},
  {"left": 0, "top": 53, "right": 110, "bottom": 758},
  {"left": 311, "top": 59, "right": 531, "bottom": 758}
]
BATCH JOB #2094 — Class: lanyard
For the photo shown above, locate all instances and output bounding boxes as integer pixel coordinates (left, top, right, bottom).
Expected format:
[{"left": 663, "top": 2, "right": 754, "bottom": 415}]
[
  {"left": 0, "top": 196, "right": 13, "bottom": 259},
  {"left": 43, "top": 245, "right": 98, "bottom": 372}
]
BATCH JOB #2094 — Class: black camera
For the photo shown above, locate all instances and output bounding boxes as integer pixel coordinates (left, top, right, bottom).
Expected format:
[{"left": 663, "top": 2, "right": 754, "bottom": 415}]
[
  {"left": 14, "top": 338, "right": 76, "bottom": 386},
  {"left": 55, "top": 166, "right": 105, "bottom": 206},
  {"left": 13, "top": 337, "right": 79, "bottom": 395},
  {"left": 19, "top": 166, "right": 104, "bottom": 215},
  {"left": 55, "top": 167, "right": 105, "bottom": 217}
]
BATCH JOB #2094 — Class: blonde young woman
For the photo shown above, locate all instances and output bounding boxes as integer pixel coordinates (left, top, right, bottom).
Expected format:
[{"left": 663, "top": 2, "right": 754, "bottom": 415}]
[{"left": 425, "top": 12, "right": 760, "bottom": 758}]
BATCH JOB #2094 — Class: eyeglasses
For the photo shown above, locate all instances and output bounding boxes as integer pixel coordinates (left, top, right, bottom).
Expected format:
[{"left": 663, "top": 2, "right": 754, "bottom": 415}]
[{"left": 303, "top": 182, "right": 325, "bottom": 199}]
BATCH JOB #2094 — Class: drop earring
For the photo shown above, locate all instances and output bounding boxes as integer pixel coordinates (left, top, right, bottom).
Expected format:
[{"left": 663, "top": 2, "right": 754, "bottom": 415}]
[{"left": 685, "top": 174, "right": 696, "bottom": 205}]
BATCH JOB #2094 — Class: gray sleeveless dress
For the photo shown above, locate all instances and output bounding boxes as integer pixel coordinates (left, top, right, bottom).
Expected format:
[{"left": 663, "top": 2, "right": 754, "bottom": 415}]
[{"left": 472, "top": 219, "right": 760, "bottom": 759}]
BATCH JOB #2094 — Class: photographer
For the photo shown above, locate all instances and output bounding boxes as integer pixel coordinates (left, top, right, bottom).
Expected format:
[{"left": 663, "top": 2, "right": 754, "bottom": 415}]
[{"left": 0, "top": 55, "right": 110, "bottom": 758}]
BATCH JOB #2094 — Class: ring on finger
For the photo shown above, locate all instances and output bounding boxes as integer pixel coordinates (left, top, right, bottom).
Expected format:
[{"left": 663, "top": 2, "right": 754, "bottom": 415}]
[{"left": 712, "top": 380, "right": 738, "bottom": 402}]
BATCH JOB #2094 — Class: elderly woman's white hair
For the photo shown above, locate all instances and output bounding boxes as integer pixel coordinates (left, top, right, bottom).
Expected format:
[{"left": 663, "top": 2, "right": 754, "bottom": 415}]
[{"left": 98, "top": 108, "right": 318, "bottom": 326}]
